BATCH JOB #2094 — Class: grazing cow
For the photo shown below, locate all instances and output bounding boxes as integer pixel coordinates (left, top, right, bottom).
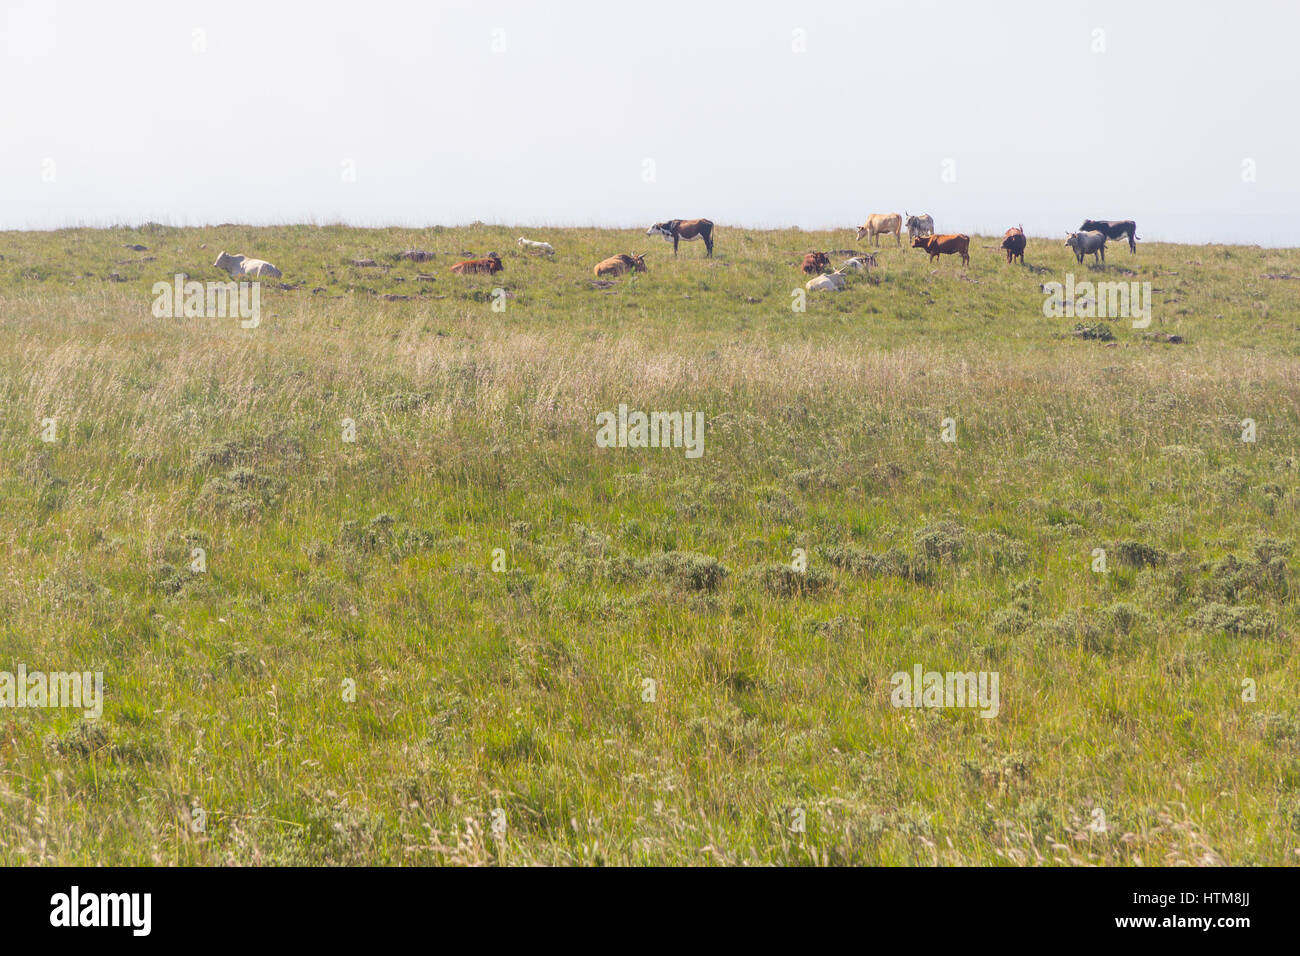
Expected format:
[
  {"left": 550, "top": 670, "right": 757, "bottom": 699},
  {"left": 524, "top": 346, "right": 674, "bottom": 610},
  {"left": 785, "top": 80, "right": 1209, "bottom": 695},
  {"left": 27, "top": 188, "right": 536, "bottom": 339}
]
[
  {"left": 805, "top": 270, "right": 847, "bottom": 292},
  {"left": 801, "top": 251, "right": 831, "bottom": 275},
  {"left": 1079, "top": 219, "right": 1138, "bottom": 253},
  {"left": 593, "top": 253, "right": 647, "bottom": 277},
  {"left": 517, "top": 237, "right": 554, "bottom": 256},
  {"left": 842, "top": 254, "right": 878, "bottom": 271},
  {"left": 646, "top": 218, "right": 714, "bottom": 257},
  {"left": 854, "top": 213, "right": 903, "bottom": 246},
  {"left": 451, "top": 252, "right": 504, "bottom": 275},
  {"left": 904, "top": 213, "right": 935, "bottom": 241},
  {"left": 1001, "top": 225, "right": 1026, "bottom": 265},
  {"left": 911, "top": 233, "right": 970, "bottom": 266},
  {"left": 1065, "top": 230, "right": 1107, "bottom": 264},
  {"left": 213, "top": 251, "right": 282, "bottom": 278}
]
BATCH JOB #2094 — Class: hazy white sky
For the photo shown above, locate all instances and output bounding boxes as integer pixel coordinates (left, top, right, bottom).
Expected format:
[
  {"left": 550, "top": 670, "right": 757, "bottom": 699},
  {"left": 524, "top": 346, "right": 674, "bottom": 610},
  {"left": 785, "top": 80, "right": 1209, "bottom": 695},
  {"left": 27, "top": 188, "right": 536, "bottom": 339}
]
[{"left": 2, "top": 0, "right": 1296, "bottom": 243}]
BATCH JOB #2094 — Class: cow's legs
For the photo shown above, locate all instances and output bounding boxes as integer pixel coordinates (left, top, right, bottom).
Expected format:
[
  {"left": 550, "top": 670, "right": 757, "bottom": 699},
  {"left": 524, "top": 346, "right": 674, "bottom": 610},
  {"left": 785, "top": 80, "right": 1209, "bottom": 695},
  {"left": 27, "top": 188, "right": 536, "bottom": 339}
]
[
  {"left": 704, "top": 231, "right": 713, "bottom": 257},
  {"left": 673, "top": 235, "right": 679, "bottom": 256}
]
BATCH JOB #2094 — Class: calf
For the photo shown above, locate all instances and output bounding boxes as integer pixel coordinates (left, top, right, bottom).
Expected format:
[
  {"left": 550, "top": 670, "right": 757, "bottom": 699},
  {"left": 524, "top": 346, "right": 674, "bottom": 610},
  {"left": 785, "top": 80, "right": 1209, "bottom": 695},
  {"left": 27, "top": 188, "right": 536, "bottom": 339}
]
[
  {"left": 213, "top": 251, "right": 282, "bottom": 279},
  {"left": 911, "top": 233, "right": 970, "bottom": 266},
  {"left": 593, "top": 253, "right": 647, "bottom": 277},
  {"left": 451, "top": 252, "right": 504, "bottom": 275},
  {"left": 801, "top": 251, "right": 831, "bottom": 275},
  {"left": 646, "top": 218, "right": 714, "bottom": 257},
  {"left": 1001, "top": 225, "right": 1026, "bottom": 264},
  {"left": 1065, "top": 231, "right": 1106, "bottom": 264},
  {"left": 517, "top": 237, "right": 554, "bottom": 256},
  {"left": 1079, "top": 219, "right": 1138, "bottom": 253}
]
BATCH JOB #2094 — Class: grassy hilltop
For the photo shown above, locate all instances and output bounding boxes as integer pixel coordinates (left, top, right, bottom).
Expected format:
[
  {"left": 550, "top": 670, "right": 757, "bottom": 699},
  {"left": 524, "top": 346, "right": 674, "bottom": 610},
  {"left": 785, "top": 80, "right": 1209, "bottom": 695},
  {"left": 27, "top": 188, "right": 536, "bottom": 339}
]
[{"left": 1, "top": 223, "right": 1298, "bottom": 865}]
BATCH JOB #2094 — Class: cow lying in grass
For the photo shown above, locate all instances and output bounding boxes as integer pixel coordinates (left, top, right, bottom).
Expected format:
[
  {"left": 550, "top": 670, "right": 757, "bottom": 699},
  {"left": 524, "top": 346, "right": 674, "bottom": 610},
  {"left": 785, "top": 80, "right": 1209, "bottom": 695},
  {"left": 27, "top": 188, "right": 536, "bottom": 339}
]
[
  {"left": 593, "top": 253, "right": 646, "bottom": 277},
  {"left": 805, "top": 270, "right": 847, "bottom": 291},
  {"left": 801, "top": 251, "right": 831, "bottom": 275},
  {"left": 451, "top": 252, "right": 504, "bottom": 275},
  {"left": 213, "top": 251, "right": 282, "bottom": 278}
]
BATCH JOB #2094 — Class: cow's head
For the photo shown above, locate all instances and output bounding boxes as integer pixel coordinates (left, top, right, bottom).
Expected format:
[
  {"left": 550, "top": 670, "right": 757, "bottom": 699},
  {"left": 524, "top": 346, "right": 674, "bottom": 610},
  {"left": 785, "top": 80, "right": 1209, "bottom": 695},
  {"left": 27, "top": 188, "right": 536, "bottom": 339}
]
[
  {"left": 213, "top": 251, "right": 238, "bottom": 270},
  {"left": 854, "top": 226, "right": 869, "bottom": 241},
  {"left": 911, "top": 235, "right": 930, "bottom": 250},
  {"left": 646, "top": 222, "right": 674, "bottom": 241},
  {"left": 630, "top": 253, "right": 647, "bottom": 272},
  {"left": 1065, "top": 232, "right": 1079, "bottom": 249}
]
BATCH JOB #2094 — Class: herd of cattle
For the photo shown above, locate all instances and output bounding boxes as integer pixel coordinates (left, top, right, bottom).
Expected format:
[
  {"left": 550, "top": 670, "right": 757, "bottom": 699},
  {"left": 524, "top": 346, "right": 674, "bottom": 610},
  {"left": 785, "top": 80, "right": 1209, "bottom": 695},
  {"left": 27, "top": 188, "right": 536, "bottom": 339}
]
[{"left": 208, "top": 215, "right": 1140, "bottom": 287}]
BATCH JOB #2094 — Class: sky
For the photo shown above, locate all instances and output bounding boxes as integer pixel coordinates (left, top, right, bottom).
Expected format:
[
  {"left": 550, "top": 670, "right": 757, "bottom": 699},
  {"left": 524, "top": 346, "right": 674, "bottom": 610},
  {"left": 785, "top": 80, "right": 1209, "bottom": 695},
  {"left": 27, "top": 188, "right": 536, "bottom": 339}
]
[{"left": 2, "top": 0, "right": 1297, "bottom": 244}]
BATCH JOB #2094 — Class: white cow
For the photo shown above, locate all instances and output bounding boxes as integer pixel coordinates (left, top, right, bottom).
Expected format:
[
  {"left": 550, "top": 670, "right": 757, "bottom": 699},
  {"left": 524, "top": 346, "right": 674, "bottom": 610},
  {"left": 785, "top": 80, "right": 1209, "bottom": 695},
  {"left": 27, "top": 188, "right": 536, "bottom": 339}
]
[
  {"left": 841, "top": 254, "right": 878, "bottom": 272},
  {"left": 213, "top": 251, "right": 282, "bottom": 278},
  {"left": 516, "top": 237, "right": 555, "bottom": 255},
  {"left": 805, "top": 270, "right": 847, "bottom": 291}
]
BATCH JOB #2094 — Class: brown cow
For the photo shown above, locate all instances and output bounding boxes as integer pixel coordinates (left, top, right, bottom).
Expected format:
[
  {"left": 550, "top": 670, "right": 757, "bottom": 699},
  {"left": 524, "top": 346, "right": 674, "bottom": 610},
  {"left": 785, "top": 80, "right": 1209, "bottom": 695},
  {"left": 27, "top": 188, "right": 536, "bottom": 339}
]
[
  {"left": 912, "top": 233, "right": 970, "bottom": 266},
  {"left": 450, "top": 252, "right": 503, "bottom": 275},
  {"left": 801, "top": 251, "right": 831, "bottom": 275},
  {"left": 1001, "top": 225, "right": 1026, "bottom": 265},
  {"left": 594, "top": 253, "right": 647, "bottom": 277}
]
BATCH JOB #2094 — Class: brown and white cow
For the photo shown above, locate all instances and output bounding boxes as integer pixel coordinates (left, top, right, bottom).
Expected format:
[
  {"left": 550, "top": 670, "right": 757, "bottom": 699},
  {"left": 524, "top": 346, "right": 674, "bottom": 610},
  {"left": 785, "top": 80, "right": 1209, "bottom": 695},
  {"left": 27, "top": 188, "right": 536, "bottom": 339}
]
[
  {"left": 911, "top": 233, "right": 970, "bottom": 266},
  {"left": 646, "top": 219, "right": 714, "bottom": 257},
  {"left": 1001, "top": 225, "right": 1026, "bottom": 265},
  {"left": 594, "top": 253, "right": 647, "bottom": 277},
  {"left": 801, "top": 251, "right": 831, "bottom": 275},
  {"left": 450, "top": 252, "right": 504, "bottom": 275},
  {"left": 855, "top": 213, "right": 903, "bottom": 246}
]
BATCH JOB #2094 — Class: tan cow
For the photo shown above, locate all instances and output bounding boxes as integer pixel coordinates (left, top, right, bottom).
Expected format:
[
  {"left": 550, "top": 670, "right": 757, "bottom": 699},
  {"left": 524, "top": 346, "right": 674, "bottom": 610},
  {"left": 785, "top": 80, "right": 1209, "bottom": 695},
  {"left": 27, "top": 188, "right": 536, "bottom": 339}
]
[
  {"left": 854, "top": 213, "right": 903, "bottom": 246},
  {"left": 594, "top": 253, "right": 647, "bottom": 277}
]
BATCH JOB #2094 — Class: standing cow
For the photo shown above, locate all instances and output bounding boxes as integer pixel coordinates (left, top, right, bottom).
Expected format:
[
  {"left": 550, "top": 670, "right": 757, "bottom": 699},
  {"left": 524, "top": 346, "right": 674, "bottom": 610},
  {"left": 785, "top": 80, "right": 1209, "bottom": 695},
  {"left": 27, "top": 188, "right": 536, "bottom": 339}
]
[
  {"left": 646, "top": 219, "right": 714, "bottom": 257},
  {"left": 1078, "top": 219, "right": 1138, "bottom": 253},
  {"left": 911, "top": 233, "right": 970, "bottom": 266},
  {"left": 855, "top": 213, "right": 903, "bottom": 246},
  {"left": 1001, "top": 225, "right": 1026, "bottom": 265},
  {"left": 1065, "top": 231, "right": 1107, "bottom": 264},
  {"left": 904, "top": 213, "right": 935, "bottom": 241}
]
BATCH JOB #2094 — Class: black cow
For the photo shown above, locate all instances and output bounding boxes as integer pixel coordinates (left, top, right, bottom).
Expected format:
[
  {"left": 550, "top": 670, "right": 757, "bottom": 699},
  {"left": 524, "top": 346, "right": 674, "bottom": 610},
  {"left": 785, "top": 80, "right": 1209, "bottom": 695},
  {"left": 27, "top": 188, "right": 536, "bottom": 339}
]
[{"left": 1079, "top": 219, "right": 1138, "bottom": 253}]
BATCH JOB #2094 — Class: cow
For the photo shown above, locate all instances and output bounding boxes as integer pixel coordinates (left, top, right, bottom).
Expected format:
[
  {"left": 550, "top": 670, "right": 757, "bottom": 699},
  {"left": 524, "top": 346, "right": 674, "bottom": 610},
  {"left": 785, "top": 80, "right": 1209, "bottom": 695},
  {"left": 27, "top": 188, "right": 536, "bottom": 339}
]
[
  {"left": 1079, "top": 219, "right": 1138, "bottom": 253},
  {"left": 516, "top": 237, "right": 554, "bottom": 256},
  {"left": 801, "top": 251, "right": 831, "bottom": 275},
  {"left": 213, "top": 251, "right": 281, "bottom": 279},
  {"left": 451, "top": 252, "right": 504, "bottom": 275},
  {"left": 842, "top": 253, "right": 878, "bottom": 271},
  {"left": 1001, "top": 225, "right": 1026, "bottom": 265},
  {"left": 855, "top": 213, "right": 903, "bottom": 246},
  {"left": 911, "top": 233, "right": 970, "bottom": 266},
  {"left": 1065, "top": 230, "right": 1106, "bottom": 264},
  {"left": 593, "top": 253, "right": 647, "bottom": 277},
  {"left": 646, "top": 218, "right": 714, "bottom": 257},
  {"left": 904, "top": 213, "right": 935, "bottom": 241},
  {"left": 805, "top": 270, "right": 847, "bottom": 292}
]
